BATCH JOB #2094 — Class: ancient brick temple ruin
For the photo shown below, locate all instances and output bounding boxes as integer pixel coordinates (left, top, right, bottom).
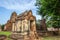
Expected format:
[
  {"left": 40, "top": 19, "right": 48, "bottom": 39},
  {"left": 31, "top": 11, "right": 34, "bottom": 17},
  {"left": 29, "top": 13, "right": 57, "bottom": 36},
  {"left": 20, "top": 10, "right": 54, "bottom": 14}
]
[{"left": 4, "top": 10, "right": 39, "bottom": 40}]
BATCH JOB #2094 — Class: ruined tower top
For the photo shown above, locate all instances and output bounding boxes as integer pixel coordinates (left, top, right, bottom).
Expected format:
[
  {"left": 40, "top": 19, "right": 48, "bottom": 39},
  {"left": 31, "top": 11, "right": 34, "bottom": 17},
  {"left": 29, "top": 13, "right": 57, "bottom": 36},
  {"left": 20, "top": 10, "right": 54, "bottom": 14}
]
[{"left": 10, "top": 11, "right": 17, "bottom": 22}]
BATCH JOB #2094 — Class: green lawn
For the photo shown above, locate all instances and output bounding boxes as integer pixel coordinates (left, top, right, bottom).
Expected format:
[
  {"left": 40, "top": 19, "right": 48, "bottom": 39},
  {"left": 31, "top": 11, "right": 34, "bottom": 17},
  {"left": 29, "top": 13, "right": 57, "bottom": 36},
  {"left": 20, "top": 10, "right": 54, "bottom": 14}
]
[
  {"left": 0, "top": 31, "right": 11, "bottom": 36},
  {"left": 0, "top": 31, "right": 60, "bottom": 40}
]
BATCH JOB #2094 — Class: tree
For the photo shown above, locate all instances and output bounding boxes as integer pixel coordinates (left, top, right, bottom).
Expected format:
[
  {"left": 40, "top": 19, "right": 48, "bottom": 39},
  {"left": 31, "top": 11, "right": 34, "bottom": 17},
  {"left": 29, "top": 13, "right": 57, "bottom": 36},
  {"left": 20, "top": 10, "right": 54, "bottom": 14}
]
[
  {"left": 1, "top": 24, "right": 5, "bottom": 31},
  {"left": 36, "top": 0, "right": 60, "bottom": 28}
]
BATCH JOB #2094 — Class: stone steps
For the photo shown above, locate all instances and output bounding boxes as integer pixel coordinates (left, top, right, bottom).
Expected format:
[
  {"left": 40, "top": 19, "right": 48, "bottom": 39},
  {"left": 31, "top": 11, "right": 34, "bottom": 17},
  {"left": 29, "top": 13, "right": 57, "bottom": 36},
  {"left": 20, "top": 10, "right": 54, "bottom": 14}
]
[
  {"left": 10, "top": 32, "right": 40, "bottom": 40},
  {"left": 10, "top": 33, "right": 30, "bottom": 40}
]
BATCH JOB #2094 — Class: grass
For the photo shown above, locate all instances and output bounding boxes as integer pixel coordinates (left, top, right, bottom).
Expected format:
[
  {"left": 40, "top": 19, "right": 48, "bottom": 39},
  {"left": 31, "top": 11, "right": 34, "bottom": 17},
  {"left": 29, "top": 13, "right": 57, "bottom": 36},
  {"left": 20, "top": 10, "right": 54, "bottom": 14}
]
[
  {"left": 0, "top": 31, "right": 12, "bottom": 40},
  {"left": 0, "top": 31, "right": 11, "bottom": 36},
  {"left": 42, "top": 36, "right": 60, "bottom": 40},
  {"left": 0, "top": 31, "right": 60, "bottom": 40}
]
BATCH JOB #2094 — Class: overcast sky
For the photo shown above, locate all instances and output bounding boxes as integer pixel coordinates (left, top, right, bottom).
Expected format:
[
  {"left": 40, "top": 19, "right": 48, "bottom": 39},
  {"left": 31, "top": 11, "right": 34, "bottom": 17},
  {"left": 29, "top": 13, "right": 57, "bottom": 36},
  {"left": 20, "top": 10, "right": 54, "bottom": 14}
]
[{"left": 0, "top": 0, "right": 41, "bottom": 24}]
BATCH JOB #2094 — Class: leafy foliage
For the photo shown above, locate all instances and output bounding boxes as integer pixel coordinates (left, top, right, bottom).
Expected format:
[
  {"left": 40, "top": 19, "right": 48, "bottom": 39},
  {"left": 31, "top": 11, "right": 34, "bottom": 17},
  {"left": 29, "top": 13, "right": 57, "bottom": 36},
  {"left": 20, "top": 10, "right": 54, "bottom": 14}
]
[
  {"left": 1, "top": 24, "right": 5, "bottom": 30},
  {"left": 36, "top": 0, "right": 60, "bottom": 27}
]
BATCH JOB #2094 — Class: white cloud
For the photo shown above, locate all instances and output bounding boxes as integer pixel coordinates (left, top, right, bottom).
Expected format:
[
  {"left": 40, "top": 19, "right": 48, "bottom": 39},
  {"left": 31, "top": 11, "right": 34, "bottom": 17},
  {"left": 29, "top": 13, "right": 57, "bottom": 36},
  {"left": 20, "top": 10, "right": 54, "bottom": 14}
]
[
  {"left": 0, "top": 0, "right": 36, "bottom": 11},
  {"left": 0, "top": 0, "right": 41, "bottom": 20}
]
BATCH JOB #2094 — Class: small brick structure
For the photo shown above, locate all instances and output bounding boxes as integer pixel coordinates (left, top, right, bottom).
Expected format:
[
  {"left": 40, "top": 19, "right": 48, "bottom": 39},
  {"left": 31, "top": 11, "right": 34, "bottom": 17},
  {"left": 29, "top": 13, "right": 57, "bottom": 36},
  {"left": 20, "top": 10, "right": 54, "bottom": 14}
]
[
  {"left": 0, "top": 35, "right": 7, "bottom": 40},
  {"left": 37, "top": 19, "right": 48, "bottom": 36},
  {"left": 40, "top": 19, "right": 47, "bottom": 31}
]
